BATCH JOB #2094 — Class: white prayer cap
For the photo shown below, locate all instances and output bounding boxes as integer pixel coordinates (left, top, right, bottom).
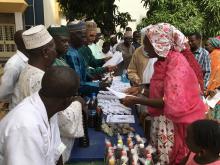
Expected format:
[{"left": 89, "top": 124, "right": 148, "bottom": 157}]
[{"left": 22, "top": 25, "right": 53, "bottom": 50}]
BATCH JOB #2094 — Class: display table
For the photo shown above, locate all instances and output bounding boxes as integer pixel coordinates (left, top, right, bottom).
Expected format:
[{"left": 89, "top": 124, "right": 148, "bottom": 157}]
[
  {"left": 68, "top": 76, "right": 145, "bottom": 163},
  {"left": 68, "top": 110, "right": 145, "bottom": 163}
]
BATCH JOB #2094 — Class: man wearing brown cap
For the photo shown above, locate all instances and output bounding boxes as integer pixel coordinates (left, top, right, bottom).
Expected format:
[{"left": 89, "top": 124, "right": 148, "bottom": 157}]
[{"left": 78, "top": 21, "right": 116, "bottom": 79}]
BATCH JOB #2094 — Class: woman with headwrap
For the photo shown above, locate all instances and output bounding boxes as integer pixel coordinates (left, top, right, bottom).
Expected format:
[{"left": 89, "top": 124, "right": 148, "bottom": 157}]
[
  {"left": 121, "top": 23, "right": 206, "bottom": 164},
  {"left": 205, "top": 37, "right": 220, "bottom": 120}
]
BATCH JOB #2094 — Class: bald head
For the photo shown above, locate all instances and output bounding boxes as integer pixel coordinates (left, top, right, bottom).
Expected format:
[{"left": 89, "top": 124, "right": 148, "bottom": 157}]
[
  {"left": 41, "top": 66, "right": 80, "bottom": 98},
  {"left": 14, "top": 30, "right": 26, "bottom": 52}
]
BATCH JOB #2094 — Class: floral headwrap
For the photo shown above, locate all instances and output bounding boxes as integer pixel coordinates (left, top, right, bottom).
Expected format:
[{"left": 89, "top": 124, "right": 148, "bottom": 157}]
[{"left": 145, "top": 23, "right": 188, "bottom": 57}]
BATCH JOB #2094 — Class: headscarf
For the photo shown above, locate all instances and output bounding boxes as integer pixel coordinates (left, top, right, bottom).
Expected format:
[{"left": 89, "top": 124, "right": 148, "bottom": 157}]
[
  {"left": 47, "top": 25, "right": 69, "bottom": 37},
  {"left": 207, "top": 37, "right": 220, "bottom": 49},
  {"left": 145, "top": 23, "right": 187, "bottom": 57}
]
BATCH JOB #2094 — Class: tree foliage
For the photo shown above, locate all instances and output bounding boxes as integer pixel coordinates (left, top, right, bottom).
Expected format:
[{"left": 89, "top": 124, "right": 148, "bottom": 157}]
[
  {"left": 138, "top": 0, "right": 220, "bottom": 37},
  {"left": 57, "top": 0, "right": 131, "bottom": 36}
]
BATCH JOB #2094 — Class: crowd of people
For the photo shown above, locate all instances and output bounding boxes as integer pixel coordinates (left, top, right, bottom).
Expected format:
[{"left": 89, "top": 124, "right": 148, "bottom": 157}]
[{"left": 0, "top": 20, "right": 220, "bottom": 165}]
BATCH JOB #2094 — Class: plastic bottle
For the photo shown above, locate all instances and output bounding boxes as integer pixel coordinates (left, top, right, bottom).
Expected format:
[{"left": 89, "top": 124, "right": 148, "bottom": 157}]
[
  {"left": 146, "top": 154, "right": 152, "bottom": 165},
  {"left": 88, "top": 93, "right": 97, "bottom": 128},
  {"left": 115, "top": 143, "right": 123, "bottom": 160},
  {"left": 138, "top": 143, "right": 145, "bottom": 158},
  {"left": 79, "top": 109, "right": 90, "bottom": 147},
  {"left": 144, "top": 116, "right": 151, "bottom": 141},
  {"left": 108, "top": 156, "right": 116, "bottom": 165},
  {"left": 121, "top": 155, "right": 128, "bottom": 165},
  {"left": 95, "top": 106, "right": 103, "bottom": 131},
  {"left": 117, "top": 134, "right": 123, "bottom": 146},
  {"left": 121, "top": 69, "right": 129, "bottom": 83},
  {"left": 105, "top": 139, "right": 112, "bottom": 162},
  {"left": 106, "top": 151, "right": 114, "bottom": 165},
  {"left": 127, "top": 136, "right": 132, "bottom": 146},
  {"left": 135, "top": 134, "right": 142, "bottom": 144}
]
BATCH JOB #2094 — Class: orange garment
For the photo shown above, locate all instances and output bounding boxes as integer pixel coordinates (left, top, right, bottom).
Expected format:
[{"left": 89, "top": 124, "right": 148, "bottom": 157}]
[{"left": 207, "top": 49, "right": 220, "bottom": 91}]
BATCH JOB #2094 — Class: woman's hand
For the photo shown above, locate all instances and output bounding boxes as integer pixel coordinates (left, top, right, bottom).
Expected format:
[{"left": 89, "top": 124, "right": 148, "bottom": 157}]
[
  {"left": 120, "top": 96, "right": 137, "bottom": 107},
  {"left": 206, "top": 90, "right": 217, "bottom": 98},
  {"left": 124, "top": 86, "right": 141, "bottom": 96}
]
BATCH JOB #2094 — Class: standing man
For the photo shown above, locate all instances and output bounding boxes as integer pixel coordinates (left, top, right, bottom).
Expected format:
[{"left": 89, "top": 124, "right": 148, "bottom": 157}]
[
  {"left": 79, "top": 21, "right": 115, "bottom": 78},
  {"left": 188, "top": 32, "right": 211, "bottom": 87},
  {"left": 48, "top": 25, "right": 85, "bottom": 162},
  {"left": 66, "top": 20, "right": 100, "bottom": 95},
  {"left": 0, "top": 66, "right": 80, "bottom": 165},
  {"left": 0, "top": 30, "right": 28, "bottom": 102},
  {"left": 132, "top": 31, "right": 141, "bottom": 50},
  {"left": 115, "top": 31, "right": 135, "bottom": 75},
  {"left": 47, "top": 25, "right": 70, "bottom": 67},
  {"left": 10, "top": 25, "right": 57, "bottom": 109},
  {"left": 110, "top": 34, "right": 118, "bottom": 54}
]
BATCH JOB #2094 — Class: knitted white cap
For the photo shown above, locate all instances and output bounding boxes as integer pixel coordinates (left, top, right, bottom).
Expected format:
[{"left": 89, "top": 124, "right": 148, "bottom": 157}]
[{"left": 22, "top": 25, "right": 53, "bottom": 49}]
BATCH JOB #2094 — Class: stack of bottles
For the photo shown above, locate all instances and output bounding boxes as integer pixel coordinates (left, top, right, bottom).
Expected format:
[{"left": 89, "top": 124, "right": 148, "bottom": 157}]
[
  {"left": 104, "top": 133, "right": 156, "bottom": 165},
  {"left": 79, "top": 107, "right": 90, "bottom": 147},
  {"left": 87, "top": 93, "right": 103, "bottom": 131},
  {"left": 79, "top": 93, "right": 103, "bottom": 147}
]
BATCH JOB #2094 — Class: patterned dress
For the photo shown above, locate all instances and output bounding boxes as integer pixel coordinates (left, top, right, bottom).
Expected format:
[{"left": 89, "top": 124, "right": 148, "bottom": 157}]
[{"left": 148, "top": 51, "right": 206, "bottom": 164}]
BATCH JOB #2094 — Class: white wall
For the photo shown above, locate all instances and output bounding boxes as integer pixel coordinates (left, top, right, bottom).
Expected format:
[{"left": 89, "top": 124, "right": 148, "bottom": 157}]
[
  {"left": 115, "top": 0, "right": 147, "bottom": 32},
  {"left": 43, "top": 0, "right": 60, "bottom": 27}
]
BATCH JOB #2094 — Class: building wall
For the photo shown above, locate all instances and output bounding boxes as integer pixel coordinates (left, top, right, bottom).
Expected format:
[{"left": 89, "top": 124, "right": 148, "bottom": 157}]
[
  {"left": 24, "top": 0, "right": 45, "bottom": 29},
  {"left": 43, "top": 0, "right": 61, "bottom": 27}
]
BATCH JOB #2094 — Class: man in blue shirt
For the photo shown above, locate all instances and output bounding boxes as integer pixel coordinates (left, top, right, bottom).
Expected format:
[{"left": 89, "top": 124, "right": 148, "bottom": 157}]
[
  {"left": 189, "top": 32, "right": 211, "bottom": 88},
  {"left": 66, "top": 21, "right": 99, "bottom": 96}
]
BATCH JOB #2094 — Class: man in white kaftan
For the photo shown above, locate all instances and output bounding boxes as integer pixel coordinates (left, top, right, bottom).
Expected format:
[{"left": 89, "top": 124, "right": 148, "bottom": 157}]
[
  {"left": 10, "top": 25, "right": 84, "bottom": 162},
  {"left": 0, "top": 93, "right": 65, "bottom": 165},
  {"left": 10, "top": 64, "right": 44, "bottom": 109},
  {"left": 0, "top": 31, "right": 28, "bottom": 103},
  {"left": 11, "top": 62, "right": 84, "bottom": 162}
]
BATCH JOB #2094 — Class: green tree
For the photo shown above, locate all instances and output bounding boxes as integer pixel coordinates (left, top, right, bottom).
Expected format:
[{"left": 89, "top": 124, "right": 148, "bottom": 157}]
[
  {"left": 57, "top": 0, "right": 131, "bottom": 36},
  {"left": 138, "top": 0, "right": 220, "bottom": 37}
]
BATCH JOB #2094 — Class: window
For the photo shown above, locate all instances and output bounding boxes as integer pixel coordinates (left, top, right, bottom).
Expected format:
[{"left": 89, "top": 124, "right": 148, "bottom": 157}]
[{"left": 0, "top": 14, "right": 16, "bottom": 61}]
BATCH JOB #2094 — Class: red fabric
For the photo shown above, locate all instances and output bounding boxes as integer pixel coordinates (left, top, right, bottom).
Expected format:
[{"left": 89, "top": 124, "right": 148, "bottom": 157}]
[
  {"left": 148, "top": 51, "right": 206, "bottom": 123},
  {"left": 169, "top": 123, "right": 189, "bottom": 165},
  {"left": 181, "top": 49, "right": 204, "bottom": 91},
  {"left": 148, "top": 51, "right": 206, "bottom": 164}
]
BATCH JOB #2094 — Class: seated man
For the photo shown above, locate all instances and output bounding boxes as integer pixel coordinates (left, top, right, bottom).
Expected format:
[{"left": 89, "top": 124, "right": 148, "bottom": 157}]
[{"left": 0, "top": 66, "right": 80, "bottom": 165}]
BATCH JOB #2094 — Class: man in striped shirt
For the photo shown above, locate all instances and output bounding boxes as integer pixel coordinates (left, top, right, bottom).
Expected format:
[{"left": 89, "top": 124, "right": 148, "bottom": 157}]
[{"left": 189, "top": 32, "right": 211, "bottom": 88}]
